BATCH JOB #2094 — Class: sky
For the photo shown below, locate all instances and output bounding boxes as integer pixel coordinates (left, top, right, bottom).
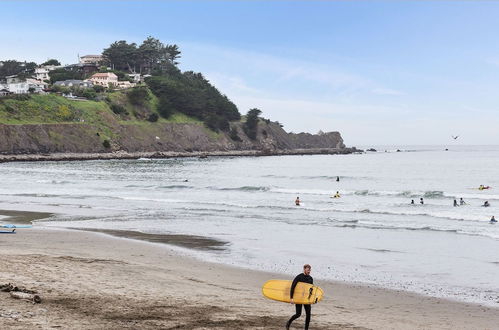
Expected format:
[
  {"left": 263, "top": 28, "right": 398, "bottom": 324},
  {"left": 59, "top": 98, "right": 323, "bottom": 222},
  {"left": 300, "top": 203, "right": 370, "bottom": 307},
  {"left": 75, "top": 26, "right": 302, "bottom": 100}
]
[{"left": 2, "top": 0, "right": 499, "bottom": 146}]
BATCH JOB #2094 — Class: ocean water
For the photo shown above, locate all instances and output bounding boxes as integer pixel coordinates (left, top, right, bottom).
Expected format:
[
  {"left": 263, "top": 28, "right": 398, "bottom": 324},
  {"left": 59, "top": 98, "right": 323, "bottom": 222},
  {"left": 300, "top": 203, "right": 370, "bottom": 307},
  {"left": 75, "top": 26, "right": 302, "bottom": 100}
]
[{"left": 1, "top": 145, "right": 498, "bottom": 306}]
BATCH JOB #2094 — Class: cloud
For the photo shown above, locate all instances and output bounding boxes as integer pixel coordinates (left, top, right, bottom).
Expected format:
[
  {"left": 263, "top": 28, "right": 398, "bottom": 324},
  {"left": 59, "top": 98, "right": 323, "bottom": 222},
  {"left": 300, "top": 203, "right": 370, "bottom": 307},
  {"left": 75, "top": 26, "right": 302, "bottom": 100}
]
[{"left": 181, "top": 42, "right": 391, "bottom": 99}]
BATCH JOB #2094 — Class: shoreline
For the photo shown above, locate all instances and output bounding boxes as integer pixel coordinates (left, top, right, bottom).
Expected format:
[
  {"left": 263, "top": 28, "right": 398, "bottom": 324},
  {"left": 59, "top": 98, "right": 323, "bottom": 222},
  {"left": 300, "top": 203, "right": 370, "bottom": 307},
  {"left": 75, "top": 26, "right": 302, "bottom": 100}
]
[
  {"left": 0, "top": 147, "right": 358, "bottom": 163},
  {"left": 1, "top": 211, "right": 498, "bottom": 329}
]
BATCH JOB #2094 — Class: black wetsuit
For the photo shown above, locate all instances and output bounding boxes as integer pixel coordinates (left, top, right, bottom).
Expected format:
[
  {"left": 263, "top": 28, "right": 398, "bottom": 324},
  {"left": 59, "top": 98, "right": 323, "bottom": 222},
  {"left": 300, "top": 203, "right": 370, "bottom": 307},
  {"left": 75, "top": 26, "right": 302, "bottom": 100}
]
[{"left": 286, "top": 273, "right": 313, "bottom": 330}]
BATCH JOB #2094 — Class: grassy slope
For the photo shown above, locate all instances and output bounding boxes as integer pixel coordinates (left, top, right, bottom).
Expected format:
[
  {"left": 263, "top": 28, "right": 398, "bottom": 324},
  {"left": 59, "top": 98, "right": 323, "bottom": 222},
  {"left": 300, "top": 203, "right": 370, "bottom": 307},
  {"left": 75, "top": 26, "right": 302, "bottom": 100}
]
[
  {"left": 0, "top": 91, "right": 222, "bottom": 148},
  {"left": 0, "top": 92, "right": 203, "bottom": 126}
]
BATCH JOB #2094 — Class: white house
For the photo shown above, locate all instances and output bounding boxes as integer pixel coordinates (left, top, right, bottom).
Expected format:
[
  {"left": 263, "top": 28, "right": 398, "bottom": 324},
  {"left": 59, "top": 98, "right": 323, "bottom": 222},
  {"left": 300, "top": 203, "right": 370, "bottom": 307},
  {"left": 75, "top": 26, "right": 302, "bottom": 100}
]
[
  {"left": 128, "top": 73, "right": 141, "bottom": 83},
  {"left": 6, "top": 82, "right": 29, "bottom": 94},
  {"left": 26, "top": 78, "right": 48, "bottom": 93},
  {"left": 116, "top": 81, "right": 136, "bottom": 89},
  {"left": 4, "top": 76, "right": 29, "bottom": 94},
  {"left": 34, "top": 65, "right": 59, "bottom": 81},
  {"left": 1, "top": 75, "right": 47, "bottom": 94}
]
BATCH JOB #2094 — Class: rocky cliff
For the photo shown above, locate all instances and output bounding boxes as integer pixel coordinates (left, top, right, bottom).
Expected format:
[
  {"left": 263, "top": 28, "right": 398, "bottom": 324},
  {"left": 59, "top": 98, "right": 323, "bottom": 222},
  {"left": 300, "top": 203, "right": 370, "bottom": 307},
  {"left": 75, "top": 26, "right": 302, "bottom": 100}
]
[
  {"left": 0, "top": 121, "right": 346, "bottom": 156},
  {"left": 0, "top": 93, "right": 351, "bottom": 159}
]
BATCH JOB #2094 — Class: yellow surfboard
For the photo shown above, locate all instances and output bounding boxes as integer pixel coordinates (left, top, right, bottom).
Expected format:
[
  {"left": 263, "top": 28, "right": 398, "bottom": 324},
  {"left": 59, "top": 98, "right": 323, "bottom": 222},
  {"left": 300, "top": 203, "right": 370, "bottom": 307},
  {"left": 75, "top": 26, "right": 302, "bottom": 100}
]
[{"left": 262, "top": 280, "right": 324, "bottom": 305}]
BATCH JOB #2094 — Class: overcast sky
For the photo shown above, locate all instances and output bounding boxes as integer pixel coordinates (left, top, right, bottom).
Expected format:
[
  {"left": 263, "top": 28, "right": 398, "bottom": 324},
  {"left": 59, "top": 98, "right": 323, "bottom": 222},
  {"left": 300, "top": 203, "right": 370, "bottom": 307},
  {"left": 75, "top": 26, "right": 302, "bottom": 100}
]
[{"left": 2, "top": 0, "right": 499, "bottom": 146}]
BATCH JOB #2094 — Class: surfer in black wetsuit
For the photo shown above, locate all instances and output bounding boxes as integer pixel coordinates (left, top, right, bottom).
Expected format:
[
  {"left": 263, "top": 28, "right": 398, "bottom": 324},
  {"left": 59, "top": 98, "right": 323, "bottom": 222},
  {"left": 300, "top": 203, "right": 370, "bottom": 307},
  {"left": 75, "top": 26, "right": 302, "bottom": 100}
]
[{"left": 286, "top": 264, "right": 313, "bottom": 330}]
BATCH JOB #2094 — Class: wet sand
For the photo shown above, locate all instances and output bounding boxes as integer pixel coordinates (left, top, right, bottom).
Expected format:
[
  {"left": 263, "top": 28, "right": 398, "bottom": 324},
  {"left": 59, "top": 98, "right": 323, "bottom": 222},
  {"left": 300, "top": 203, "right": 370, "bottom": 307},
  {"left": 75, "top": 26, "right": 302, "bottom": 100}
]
[
  {"left": 1, "top": 213, "right": 499, "bottom": 329},
  {"left": 78, "top": 228, "right": 229, "bottom": 251},
  {"left": 0, "top": 210, "right": 52, "bottom": 224}
]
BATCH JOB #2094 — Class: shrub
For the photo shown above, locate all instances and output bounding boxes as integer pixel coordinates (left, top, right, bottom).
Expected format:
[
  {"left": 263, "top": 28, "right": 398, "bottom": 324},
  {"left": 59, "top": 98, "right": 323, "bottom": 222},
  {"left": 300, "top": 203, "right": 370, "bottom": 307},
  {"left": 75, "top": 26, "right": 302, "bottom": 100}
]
[
  {"left": 147, "top": 113, "right": 159, "bottom": 122},
  {"left": 102, "top": 139, "right": 111, "bottom": 148},
  {"left": 229, "top": 127, "right": 242, "bottom": 142},
  {"left": 204, "top": 114, "right": 219, "bottom": 132},
  {"left": 110, "top": 104, "right": 127, "bottom": 115},
  {"left": 13, "top": 94, "right": 30, "bottom": 101},
  {"left": 56, "top": 105, "right": 73, "bottom": 120},
  {"left": 127, "top": 86, "right": 150, "bottom": 105},
  {"left": 218, "top": 117, "right": 230, "bottom": 132},
  {"left": 82, "top": 89, "right": 97, "bottom": 100},
  {"left": 157, "top": 96, "right": 173, "bottom": 118},
  {"left": 93, "top": 85, "right": 105, "bottom": 93}
]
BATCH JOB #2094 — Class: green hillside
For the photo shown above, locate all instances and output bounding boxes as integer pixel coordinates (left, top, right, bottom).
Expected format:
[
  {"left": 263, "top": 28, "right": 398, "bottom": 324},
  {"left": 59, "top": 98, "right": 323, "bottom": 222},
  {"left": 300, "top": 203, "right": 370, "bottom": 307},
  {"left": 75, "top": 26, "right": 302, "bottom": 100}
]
[{"left": 0, "top": 90, "right": 203, "bottom": 125}]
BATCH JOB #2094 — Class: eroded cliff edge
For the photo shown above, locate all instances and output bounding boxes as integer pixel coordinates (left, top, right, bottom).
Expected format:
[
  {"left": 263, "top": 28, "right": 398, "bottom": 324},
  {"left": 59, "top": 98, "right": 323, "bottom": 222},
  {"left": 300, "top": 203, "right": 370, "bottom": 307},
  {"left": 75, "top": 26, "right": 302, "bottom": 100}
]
[{"left": 0, "top": 121, "right": 352, "bottom": 162}]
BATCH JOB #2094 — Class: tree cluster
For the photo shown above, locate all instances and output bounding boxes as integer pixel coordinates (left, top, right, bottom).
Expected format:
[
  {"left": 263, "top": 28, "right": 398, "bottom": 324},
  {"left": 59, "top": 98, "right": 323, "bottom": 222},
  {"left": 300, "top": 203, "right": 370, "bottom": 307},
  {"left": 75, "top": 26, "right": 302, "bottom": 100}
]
[
  {"left": 42, "top": 59, "right": 61, "bottom": 66},
  {"left": 0, "top": 60, "right": 37, "bottom": 80},
  {"left": 102, "top": 37, "right": 181, "bottom": 74},
  {"left": 48, "top": 68, "right": 83, "bottom": 84},
  {"left": 146, "top": 69, "right": 241, "bottom": 131},
  {"left": 243, "top": 108, "right": 262, "bottom": 140}
]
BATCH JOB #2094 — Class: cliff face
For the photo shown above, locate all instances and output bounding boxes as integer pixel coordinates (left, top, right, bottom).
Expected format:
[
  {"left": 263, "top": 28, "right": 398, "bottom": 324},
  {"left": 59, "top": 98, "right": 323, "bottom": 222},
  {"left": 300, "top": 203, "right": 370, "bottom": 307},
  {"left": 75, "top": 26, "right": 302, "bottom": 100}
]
[{"left": 0, "top": 121, "right": 345, "bottom": 155}]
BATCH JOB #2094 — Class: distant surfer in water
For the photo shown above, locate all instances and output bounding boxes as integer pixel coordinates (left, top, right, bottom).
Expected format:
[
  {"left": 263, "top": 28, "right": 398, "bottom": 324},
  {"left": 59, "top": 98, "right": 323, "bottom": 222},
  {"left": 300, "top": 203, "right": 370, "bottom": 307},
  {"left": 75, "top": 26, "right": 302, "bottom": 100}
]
[
  {"left": 420, "top": 198, "right": 424, "bottom": 205},
  {"left": 460, "top": 198, "right": 466, "bottom": 205},
  {"left": 336, "top": 176, "right": 340, "bottom": 182},
  {"left": 295, "top": 197, "right": 300, "bottom": 206},
  {"left": 410, "top": 199, "right": 415, "bottom": 205},
  {"left": 453, "top": 199, "right": 459, "bottom": 207},
  {"left": 286, "top": 264, "right": 313, "bottom": 330},
  {"left": 490, "top": 216, "right": 497, "bottom": 223},
  {"left": 333, "top": 191, "right": 341, "bottom": 198},
  {"left": 483, "top": 201, "right": 490, "bottom": 207}
]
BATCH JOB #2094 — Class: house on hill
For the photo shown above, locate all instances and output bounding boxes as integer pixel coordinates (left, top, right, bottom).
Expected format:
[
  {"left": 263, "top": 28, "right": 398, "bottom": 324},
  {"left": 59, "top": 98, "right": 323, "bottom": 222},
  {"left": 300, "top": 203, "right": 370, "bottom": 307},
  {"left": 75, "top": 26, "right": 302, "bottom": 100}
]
[
  {"left": 26, "top": 78, "right": 48, "bottom": 93},
  {"left": 53, "top": 80, "right": 93, "bottom": 88},
  {"left": 0, "top": 88, "right": 11, "bottom": 96},
  {"left": 1, "top": 75, "right": 47, "bottom": 94},
  {"left": 116, "top": 81, "right": 136, "bottom": 89},
  {"left": 3, "top": 75, "right": 29, "bottom": 94},
  {"left": 64, "top": 63, "right": 99, "bottom": 76},
  {"left": 87, "top": 73, "right": 135, "bottom": 89},
  {"left": 34, "top": 65, "right": 60, "bottom": 81},
  {"left": 88, "top": 72, "right": 118, "bottom": 87},
  {"left": 128, "top": 73, "right": 141, "bottom": 83},
  {"left": 79, "top": 55, "right": 103, "bottom": 65}
]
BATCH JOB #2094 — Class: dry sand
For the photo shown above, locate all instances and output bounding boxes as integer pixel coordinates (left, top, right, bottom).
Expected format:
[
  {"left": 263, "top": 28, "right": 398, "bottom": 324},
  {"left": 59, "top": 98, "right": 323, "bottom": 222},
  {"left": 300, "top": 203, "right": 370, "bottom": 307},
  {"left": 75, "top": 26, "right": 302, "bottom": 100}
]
[{"left": 1, "top": 225, "right": 498, "bottom": 329}]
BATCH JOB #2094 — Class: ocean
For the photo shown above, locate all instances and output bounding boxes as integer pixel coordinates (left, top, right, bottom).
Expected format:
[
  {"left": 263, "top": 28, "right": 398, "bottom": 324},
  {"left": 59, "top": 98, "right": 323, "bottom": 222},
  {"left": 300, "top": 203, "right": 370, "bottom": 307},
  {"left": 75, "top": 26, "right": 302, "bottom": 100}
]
[{"left": 1, "top": 145, "right": 498, "bottom": 306}]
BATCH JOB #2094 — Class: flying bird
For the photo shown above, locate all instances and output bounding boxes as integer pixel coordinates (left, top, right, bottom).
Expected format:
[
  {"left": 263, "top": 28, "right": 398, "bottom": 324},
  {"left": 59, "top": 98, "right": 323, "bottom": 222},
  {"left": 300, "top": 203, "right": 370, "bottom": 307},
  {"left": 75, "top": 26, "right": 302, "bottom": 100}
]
[{"left": 451, "top": 135, "right": 459, "bottom": 140}]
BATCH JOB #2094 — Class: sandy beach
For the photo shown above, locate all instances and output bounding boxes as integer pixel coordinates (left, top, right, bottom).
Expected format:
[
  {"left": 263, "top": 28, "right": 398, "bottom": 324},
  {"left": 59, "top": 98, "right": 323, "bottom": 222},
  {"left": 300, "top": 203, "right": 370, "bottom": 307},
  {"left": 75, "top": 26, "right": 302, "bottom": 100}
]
[{"left": 0, "top": 212, "right": 498, "bottom": 329}]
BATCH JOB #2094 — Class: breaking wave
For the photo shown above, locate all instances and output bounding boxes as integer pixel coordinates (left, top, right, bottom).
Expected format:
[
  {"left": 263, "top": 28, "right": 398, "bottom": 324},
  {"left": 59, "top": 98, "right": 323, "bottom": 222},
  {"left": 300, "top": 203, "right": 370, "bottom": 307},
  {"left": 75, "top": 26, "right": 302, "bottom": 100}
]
[{"left": 215, "top": 186, "right": 271, "bottom": 192}]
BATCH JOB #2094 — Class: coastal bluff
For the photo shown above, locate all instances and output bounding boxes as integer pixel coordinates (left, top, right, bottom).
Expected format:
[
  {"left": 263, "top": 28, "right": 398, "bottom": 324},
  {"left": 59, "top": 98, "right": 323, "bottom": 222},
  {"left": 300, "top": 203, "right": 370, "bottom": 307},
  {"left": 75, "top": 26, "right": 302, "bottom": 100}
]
[{"left": 0, "top": 121, "right": 352, "bottom": 161}]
